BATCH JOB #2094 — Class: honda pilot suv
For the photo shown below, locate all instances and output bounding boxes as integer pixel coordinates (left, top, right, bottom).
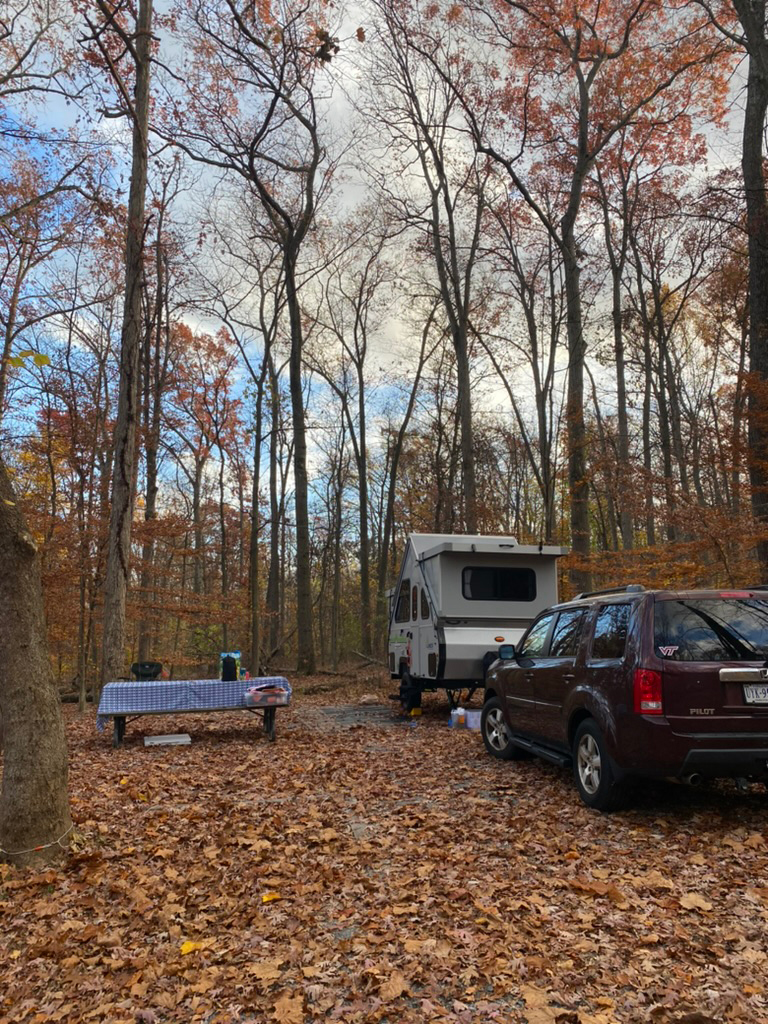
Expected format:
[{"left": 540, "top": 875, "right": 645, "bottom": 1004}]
[{"left": 481, "top": 586, "right": 768, "bottom": 811}]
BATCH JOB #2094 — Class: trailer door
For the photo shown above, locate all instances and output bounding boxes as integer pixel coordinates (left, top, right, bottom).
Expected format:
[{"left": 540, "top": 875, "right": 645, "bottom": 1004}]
[
  {"left": 390, "top": 577, "right": 411, "bottom": 677},
  {"left": 415, "top": 584, "right": 438, "bottom": 679},
  {"left": 406, "top": 582, "right": 425, "bottom": 677}
]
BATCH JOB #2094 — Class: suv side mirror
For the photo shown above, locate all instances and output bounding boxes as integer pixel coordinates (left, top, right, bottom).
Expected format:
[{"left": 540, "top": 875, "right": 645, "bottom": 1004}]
[{"left": 498, "top": 644, "right": 516, "bottom": 661}]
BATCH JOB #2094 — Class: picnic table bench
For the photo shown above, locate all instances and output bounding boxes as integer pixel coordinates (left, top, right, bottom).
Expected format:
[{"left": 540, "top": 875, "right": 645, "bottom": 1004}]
[{"left": 96, "top": 677, "right": 292, "bottom": 747}]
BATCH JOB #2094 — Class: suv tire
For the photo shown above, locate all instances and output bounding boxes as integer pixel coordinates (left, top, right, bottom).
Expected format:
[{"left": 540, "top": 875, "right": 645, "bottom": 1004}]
[
  {"left": 573, "top": 719, "right": 630, "bottom": 812},
  {"left": 482, "top": 697, "right": 526, "bottom": 760}
]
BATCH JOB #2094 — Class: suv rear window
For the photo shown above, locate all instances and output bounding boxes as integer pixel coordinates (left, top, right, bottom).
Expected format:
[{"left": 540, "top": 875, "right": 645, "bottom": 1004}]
[{"left": 654, "top": 597, "right": 768, "bottom": 661}]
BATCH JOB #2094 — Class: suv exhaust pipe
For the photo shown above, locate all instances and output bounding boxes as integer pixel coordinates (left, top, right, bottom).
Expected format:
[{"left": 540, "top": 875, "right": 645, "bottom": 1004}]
[{"left": 683, "top": 773, "right": 702, "bottom": 787}]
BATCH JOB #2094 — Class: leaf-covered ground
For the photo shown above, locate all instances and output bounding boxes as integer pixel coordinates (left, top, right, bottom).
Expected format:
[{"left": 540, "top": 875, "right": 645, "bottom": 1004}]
[{"left": 2, "top": 673, "right": 768, "bottom": 1024}]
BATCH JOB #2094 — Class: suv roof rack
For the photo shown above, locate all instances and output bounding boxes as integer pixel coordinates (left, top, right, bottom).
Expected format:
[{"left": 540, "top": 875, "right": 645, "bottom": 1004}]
[{"left": 573, "top": 584, "right": 645, "bottom": 600}]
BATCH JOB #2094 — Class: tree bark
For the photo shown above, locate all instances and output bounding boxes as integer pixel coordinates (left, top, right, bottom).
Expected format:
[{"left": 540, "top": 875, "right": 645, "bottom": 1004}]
[
  {"left": 0, "top": 453, "right": 71, "bottom": 866},
  {"left": 355, "top": 362, "right": 372, "bottom": 655},
  {"left": 563, "top": 245, "right": 591, "bottom": 592},
  {"left": 138, "top": 188, "right": 173, "bottom": 664},
  {"left": 98, "top": 0, "right": 153, "bottom": 696},
  {"left": 285, "top": 259, "right": 315, "bottom": 673},
  {"left": 249, "top": 391, "right": 264, "bottom": 676},
  {"left": 740, "top": 31, "right": 768, "bottom": 568},
  {"left": 266, "top": 356, "right": 282, "bottom": 662},
  {"left": 596, "top": 163, "right": 634, "bottom": 549}
]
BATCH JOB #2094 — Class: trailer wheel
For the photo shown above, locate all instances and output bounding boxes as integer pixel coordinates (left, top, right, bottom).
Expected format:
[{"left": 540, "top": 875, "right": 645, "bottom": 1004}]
[
  {"left": 399, "top": 671, "right": 422, "bottom": 713},
  {"left": 481, "top": 697, "right": 524, "bottom": 760}
]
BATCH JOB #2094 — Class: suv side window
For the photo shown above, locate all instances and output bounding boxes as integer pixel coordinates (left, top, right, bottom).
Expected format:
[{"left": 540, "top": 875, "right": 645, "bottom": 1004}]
[
  {"left": 519, "top": 613, "right": 555, "bottom": 657},
  {"left": 590, "top": 603, "right": 631, "bottom": 659},
  {"left": 550, "top": 609, "right": 587, "bottom": 657}
]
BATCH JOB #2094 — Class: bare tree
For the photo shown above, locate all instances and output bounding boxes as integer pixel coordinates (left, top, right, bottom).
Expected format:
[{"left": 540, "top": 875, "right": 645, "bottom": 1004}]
[
  {"left": 308, "top": 219, "right": 394, "bottom": 655},
  {"left": 137, "top": 159, "right": 184, "bottom": 664},
  {"left": 82, "top": 0, "right": 154, "bottom": 696},
  {"left": 170, "top": 0, "right": 343, "bottom": 673},
  {"left": 366, "top": 1, "right": 492, "bottom": 532},
  {"left": 404, "top": 0, "right": 728, "bottom": 589}
]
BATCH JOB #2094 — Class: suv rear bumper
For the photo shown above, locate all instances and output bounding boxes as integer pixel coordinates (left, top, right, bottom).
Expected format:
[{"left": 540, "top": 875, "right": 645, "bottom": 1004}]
[
  {"left": 679, "top": 748, "right": 768, "bottom": 778},
  {"left": 611, "top": 716, "right": 768, "bottom": 780}
]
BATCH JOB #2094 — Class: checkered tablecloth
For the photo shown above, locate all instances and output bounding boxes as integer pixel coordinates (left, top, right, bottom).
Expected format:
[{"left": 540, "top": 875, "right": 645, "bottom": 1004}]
[{"left": 96, "top": 677, "right": 291, "bottom": 731}]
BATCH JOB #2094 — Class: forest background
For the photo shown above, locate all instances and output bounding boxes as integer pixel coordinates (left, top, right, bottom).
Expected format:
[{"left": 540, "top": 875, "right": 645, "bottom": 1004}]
[{"left": 2, "top": 0, "right": 768, "bottom": 706}]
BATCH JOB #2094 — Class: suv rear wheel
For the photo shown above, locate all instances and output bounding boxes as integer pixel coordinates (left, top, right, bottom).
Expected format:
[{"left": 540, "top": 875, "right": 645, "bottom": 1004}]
[
  {"left": 573, "top": 719, "right": 630, "bottom": 812},
  {"left": 482, "top": 697, "right": 526, "bottom": 760}
]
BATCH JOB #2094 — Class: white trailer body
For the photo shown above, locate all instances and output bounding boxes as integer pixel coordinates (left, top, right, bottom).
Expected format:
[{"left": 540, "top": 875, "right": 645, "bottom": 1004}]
[{"left": 388, "top": 534, "right": 567, "bottom": 696}]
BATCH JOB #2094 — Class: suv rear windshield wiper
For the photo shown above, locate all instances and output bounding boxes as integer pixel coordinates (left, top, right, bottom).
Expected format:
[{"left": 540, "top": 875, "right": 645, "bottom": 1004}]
[{"left": 677, "top": 602, "right": 759, "bottom": 659}]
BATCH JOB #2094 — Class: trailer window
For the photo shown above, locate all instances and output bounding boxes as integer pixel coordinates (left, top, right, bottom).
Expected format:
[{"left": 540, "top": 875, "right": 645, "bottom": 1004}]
[
  {"left": 395, "top": 579, "right": 410, "bottom": 623},
  {"left": 421, "top": 588, "right": 430, "bottom": 620},
  {"left": 412, "top": 585, "right": 418, "bottom": 620},
  {"left": 462, "top": 566, "right": 537, "bottom": 602}
]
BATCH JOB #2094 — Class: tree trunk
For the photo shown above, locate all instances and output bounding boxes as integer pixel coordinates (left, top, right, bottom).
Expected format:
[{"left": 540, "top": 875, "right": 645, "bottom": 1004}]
[
  {"left": 138, "top": 215, "right": 170, "bottom": 664},
  {"left": 741, "top": 44, "right": 768, "bottom": 569},
  {"left": 0, "top": 454, "right": 72, "bottom": 866},
  {"left": 563, "top": 245, "right": 591, "bottom": 593},
  {"left": 605, "top": 210, "right": 634, "bottom": 549},
  {"left": 218, "top": 443, "right": 228, "bottom": 651},
  {"left": 375, "top": 312, "right": 435, "bottom": 651},
  {"left": 356, "top": 367, "right": 372, "bottom": 655},
  {"left": 454, "top": 336, "right": 477, "bottom": 532},
  {"left": 285, "top": 259, "right": 315, "bottom": 673},
  {"left": 249, "top": 409, "right": 262, "bottom": 676},
  {"left": 266, "top": 359, "right": 281, "bottom": 662},
  {"left": 655, "top": 336, "right": 677, "bottom": 543},
  {"left": 331, "top": 448, "right": 344, "bottom": 671},
  {"left": 98, "top": 0, "right": 153, "bottom": 696},
  {"left": 193, "top": 463, "right": 204, "bottom": 596},
  {"left": 642, "top": 327, "right": 656, "bottom": 548}
]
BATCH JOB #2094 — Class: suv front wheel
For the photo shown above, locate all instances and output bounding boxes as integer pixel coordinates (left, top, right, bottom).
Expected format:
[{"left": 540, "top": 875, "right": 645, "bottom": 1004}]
[
  {"left": 482, "top": 697, "right": 526, "bottom": 760},
  {"left": 573, "top": 719, "right": 630, "bottom": 812}
]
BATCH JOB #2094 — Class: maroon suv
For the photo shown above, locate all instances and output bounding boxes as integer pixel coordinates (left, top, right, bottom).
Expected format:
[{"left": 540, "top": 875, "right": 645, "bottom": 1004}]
[{"left": 481, "top": 586, "right": 768, "bottom": 810}]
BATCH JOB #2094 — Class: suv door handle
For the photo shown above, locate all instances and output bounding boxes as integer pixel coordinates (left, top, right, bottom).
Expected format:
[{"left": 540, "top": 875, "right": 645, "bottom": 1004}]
[{"left": 563, "top": 673, "right": 575, "bottom": 682}]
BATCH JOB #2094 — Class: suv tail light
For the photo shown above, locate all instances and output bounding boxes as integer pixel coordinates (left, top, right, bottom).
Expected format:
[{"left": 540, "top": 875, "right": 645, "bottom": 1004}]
[{"left": 634, "top": 669, "right": 663, "bottom": 714}]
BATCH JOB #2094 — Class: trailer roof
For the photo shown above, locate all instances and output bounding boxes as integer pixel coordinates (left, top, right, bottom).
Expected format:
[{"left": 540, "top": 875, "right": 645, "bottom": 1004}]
[{"left": 408, "top": 534, "right": 569, "bottom": 560}]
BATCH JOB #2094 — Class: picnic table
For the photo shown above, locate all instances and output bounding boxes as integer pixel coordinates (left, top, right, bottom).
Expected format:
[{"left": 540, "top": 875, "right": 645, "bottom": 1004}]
[{"left": 96, "top": 677, "right": 292, "bottom": 747}]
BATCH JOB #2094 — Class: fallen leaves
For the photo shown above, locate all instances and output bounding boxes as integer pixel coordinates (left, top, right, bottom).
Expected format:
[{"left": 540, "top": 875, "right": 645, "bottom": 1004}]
[
  {"left": 1, "top": 684, "right": 768, "bottom": 1024},
  {"left": 679, "top": 893, "right": 714, "bottom": 912},
  {"left": 179, "top": 940, "right": 205, "bottom": 955},
  {"left": 250, "top": 960, "right": 283, "bottom": 981},
  {"left": 568, "top": 877, "right": 628, "bottom": 906},
  {"left": 272, "top": 992, "right": 304, "bottom": 1023}
]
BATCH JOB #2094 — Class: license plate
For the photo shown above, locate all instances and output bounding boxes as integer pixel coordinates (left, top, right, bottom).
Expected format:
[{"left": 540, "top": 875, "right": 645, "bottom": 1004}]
[{"left": 744, "top": 683, "right": 768, "bottom": 704}]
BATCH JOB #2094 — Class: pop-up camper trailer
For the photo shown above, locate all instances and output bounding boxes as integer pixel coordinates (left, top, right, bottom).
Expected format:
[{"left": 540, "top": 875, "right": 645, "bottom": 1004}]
[{"left": 388, "top": 533, "right": 567, "bottom": 709}]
